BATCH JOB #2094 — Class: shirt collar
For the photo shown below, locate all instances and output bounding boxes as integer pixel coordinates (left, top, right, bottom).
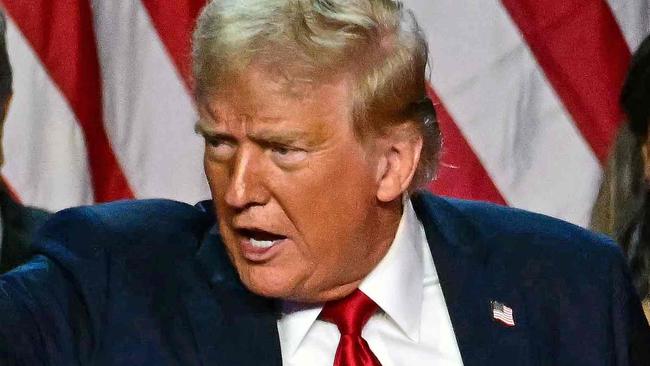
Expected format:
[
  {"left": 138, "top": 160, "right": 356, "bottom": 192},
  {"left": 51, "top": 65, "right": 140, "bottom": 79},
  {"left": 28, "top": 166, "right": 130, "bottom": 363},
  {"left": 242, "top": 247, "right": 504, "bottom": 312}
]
[
  {"left": 278, "top": 198, "right": 427, "bottom": 356},
  {"left": 358, "top": 197, "right": 424, "bottom": 341},
  {"left": 277, "top": 301, "right": 322, "bottom": 358}
]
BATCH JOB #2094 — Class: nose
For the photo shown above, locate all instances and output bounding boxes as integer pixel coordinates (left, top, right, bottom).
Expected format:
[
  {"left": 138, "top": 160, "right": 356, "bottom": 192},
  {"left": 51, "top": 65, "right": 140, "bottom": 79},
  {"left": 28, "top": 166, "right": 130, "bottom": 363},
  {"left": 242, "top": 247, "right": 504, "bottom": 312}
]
[{"left": 224, "top": 146, "right": 269, "bottom": 210}]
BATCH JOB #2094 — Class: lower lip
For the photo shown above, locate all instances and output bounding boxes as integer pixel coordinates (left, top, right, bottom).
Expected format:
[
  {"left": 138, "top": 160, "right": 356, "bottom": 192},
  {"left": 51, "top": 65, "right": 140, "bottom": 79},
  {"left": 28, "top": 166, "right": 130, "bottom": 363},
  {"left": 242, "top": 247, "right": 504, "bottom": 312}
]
[{"left": 239, "top": 238, "right": 286, "bottom": 262}]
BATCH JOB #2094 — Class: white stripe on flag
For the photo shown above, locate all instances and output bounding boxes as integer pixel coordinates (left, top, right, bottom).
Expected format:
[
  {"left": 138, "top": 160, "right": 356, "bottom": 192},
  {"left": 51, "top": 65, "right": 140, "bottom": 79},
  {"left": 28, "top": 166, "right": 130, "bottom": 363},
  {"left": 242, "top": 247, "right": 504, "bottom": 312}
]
[
  {"left": 3, "top": 19, "right": 94, "bottom": 210},
  {"left": 91, "top": 0, "right": 210, "bottom": 203}
]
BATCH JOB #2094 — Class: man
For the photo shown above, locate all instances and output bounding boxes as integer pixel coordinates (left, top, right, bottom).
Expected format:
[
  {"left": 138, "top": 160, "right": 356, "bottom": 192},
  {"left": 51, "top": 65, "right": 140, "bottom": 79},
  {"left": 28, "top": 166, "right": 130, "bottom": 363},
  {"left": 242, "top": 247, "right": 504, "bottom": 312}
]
[
  {"left": 0, "top": 11, "right": 49, "bottom": 274},
  {"left": 1, "top": 1, "right": 648, "bottom": 365}
]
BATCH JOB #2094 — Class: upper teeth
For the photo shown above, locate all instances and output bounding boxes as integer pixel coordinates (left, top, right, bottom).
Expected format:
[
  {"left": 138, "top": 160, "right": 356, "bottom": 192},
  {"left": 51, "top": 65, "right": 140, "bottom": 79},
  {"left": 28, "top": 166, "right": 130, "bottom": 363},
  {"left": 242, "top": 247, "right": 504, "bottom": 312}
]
[{"left": 250, "top": 238, "right": 278, "bottom": 248}]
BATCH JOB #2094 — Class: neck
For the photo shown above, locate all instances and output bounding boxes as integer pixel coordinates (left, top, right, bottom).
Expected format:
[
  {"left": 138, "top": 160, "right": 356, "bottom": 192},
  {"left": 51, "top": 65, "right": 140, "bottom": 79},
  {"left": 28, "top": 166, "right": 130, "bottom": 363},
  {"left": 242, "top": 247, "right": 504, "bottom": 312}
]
[{"left": 295, "top": 197, "right": 404, "bottom": 303}]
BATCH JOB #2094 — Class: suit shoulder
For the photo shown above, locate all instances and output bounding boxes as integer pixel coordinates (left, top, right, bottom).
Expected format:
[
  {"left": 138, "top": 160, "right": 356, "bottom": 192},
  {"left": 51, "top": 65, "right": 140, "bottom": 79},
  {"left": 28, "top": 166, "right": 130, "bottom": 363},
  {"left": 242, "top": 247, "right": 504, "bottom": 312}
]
[
  {"left": 413, "top": 192, "right": 620, "bottom": 261},
  {"left": 33, "top": 199, "right": 214, "bottom": 263}
]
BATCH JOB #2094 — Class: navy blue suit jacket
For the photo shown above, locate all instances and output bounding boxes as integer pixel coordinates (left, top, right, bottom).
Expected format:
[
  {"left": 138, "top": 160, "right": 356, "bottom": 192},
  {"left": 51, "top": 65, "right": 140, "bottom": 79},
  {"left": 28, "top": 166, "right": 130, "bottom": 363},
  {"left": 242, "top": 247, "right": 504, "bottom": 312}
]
[{"left": 0, "top": 192, "right": 648, "bottom": 365}]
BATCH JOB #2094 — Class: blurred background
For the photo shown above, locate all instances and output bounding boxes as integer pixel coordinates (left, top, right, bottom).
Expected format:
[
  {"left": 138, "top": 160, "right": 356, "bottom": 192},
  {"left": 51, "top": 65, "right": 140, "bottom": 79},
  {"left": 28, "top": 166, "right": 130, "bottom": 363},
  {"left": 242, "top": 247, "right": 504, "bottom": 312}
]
[{"left": 0, "top": 0, "right": 648, "bottom": 228}]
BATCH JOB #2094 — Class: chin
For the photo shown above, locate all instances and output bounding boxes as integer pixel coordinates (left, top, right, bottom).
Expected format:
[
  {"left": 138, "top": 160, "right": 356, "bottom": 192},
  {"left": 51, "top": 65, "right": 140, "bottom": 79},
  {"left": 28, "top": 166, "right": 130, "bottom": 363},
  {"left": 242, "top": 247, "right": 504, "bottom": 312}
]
[{"left": 237, "top": 265, "right": 303, "bottom": 300}]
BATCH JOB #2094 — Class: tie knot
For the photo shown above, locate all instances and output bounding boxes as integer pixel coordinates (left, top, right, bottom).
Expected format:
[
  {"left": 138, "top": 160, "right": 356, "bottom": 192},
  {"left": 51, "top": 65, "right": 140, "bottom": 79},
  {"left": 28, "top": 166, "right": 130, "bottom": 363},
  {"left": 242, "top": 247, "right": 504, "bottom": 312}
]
[{"left": 320, "top": 289, "right": 378, "bottom": 335}]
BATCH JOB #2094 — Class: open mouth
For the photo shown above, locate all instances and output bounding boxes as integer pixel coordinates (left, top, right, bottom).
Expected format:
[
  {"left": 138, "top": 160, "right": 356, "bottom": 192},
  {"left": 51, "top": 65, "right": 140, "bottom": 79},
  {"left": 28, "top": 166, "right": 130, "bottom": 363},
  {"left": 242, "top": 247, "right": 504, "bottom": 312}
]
[{"left": 238, "top": 228, "right": 287, "bottom": 249}]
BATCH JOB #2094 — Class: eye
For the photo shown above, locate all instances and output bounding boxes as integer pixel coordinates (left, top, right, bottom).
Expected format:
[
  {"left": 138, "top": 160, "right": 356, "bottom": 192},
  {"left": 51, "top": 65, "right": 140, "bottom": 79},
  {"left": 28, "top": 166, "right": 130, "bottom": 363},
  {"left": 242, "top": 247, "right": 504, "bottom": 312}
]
[
  {"left": 205, "top": 137, "right": 236, "bottom": 161},
  {"left": 271, "top": 145, "right": 291, "bottom": 155},
  {"left": 269, "top": 144, "right": 307, "bottom": 166}
]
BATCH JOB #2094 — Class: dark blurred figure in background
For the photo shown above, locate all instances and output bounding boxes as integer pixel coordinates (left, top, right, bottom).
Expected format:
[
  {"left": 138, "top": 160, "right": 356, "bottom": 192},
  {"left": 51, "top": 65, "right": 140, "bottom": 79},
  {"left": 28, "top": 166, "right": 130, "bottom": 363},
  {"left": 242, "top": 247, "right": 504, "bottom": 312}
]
[
  {"left": 0, "top": 10, "right": 49, "bottom": 273},
  {"left": 591, "top": 34, "right": 650, "bottom": 319}
]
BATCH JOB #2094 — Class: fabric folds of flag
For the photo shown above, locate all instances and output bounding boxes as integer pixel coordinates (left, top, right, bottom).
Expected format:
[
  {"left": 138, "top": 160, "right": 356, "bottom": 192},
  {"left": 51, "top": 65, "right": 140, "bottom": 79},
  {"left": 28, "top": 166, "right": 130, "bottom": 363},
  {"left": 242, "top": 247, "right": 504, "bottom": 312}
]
[{"left": 0, "top": 0, "right": 647, "bottom": 227}]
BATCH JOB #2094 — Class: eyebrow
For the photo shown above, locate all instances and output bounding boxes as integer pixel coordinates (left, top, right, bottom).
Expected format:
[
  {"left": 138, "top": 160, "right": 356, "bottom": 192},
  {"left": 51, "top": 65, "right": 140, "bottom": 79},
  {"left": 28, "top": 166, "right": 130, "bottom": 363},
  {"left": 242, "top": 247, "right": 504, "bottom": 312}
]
[
  {"left": 248, "top": 128, "right": 312, "bottom": 146},
  {"left": 194, "top": 121, "right": 220, "bottom": 137},
  {"left": 195, "top": 120, "right": 321, "bottom": 147}
]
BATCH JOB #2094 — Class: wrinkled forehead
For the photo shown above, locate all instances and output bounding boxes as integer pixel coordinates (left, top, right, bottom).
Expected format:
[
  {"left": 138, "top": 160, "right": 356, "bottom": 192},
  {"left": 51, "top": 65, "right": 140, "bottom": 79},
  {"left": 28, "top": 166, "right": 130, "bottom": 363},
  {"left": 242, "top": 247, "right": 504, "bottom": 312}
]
[
  {"left": 196, "top": 63, "right": 356, "bottom": 134},
  {"left": 198, "top": 61, "right": 353, "bottom": 116}
]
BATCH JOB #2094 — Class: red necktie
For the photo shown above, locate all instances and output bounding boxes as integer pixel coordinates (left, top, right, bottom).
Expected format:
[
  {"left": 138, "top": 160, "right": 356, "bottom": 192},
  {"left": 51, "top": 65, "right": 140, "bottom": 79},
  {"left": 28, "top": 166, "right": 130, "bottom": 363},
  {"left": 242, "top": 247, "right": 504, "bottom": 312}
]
[{"left": 320, "top": 289, "right": 382, "bottom": 366}]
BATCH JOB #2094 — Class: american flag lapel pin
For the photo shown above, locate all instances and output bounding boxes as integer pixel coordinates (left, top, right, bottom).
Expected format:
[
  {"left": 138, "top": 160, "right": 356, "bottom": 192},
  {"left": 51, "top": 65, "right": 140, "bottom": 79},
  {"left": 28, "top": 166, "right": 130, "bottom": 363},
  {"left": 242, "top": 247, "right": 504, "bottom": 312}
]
[{"left": 491, "top": 300, "right": 515, "bottom": 327}]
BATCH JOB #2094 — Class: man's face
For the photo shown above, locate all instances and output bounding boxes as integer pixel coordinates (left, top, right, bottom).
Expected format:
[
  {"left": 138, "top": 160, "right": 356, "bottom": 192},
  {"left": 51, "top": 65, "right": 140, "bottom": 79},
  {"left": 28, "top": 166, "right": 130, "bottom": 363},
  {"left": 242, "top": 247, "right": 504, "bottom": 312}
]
[{"left": 199, "top": 66, "right": 396, "bottom": 302}]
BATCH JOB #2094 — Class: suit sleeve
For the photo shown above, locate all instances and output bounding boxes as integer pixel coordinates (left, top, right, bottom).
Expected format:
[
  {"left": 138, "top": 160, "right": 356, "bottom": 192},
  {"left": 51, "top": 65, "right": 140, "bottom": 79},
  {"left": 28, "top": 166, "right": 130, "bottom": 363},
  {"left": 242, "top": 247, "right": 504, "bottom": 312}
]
[
  {"left": 607, "top": 242, "right": 650, "bottom": 365},
  {"left": 0, "top": 208, "right": 109, "bottom": 366}
]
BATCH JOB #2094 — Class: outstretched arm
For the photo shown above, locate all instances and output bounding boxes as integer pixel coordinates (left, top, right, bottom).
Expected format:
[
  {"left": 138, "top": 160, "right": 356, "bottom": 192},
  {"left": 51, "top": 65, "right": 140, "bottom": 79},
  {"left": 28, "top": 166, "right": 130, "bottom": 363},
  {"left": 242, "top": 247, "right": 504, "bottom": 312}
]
[{"left": 0, "top": 208, "right": 110, "bottom": 366}]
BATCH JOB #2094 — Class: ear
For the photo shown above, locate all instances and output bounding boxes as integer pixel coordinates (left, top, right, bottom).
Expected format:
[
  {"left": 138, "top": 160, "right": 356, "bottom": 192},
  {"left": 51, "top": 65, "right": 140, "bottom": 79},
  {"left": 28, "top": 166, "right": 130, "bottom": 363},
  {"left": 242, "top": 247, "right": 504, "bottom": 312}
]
[{"left": 375, "top": 126, "right": 423, "bottom": 202}]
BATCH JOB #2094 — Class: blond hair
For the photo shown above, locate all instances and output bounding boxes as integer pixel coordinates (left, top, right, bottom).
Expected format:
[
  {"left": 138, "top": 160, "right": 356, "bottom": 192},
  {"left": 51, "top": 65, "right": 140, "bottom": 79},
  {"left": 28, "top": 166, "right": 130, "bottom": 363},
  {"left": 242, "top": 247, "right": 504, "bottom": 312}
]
[{"left": 192, "top": 0, "right": 439, "bottom": 188}]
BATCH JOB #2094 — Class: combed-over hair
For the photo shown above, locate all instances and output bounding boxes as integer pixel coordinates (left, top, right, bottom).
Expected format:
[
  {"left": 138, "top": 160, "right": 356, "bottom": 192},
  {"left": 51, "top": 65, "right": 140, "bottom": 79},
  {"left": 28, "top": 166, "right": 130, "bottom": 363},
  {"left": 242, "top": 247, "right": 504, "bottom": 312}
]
[{"left": 192, "top": 0, "right": 440, "bottom": 188}]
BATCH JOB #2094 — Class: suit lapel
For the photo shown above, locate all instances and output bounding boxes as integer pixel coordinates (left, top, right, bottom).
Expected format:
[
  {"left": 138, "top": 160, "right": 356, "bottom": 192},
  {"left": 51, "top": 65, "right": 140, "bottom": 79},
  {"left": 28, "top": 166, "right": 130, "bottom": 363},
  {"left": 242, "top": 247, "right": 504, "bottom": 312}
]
[
  {"left": 183, "top": 222, "right": 282, "bottom": 366},
  {"left": 412, "top": 193, "right": 535, "bottom": 366}
]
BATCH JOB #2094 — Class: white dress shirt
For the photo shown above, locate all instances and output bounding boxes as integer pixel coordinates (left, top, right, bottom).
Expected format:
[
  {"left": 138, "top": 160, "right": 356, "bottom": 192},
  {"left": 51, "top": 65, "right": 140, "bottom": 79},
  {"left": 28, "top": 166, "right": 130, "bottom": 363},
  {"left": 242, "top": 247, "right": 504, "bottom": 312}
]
[{"left": 277, "top": 199, "right": 464, "bottom": 366}]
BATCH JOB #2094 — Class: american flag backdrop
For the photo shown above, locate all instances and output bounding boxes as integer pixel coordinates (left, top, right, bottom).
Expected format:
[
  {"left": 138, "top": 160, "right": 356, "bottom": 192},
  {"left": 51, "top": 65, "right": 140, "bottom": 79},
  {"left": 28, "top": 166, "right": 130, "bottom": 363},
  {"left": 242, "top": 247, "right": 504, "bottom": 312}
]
[{"left": 0, "top": 0, "right": 648, "bottom": 227}]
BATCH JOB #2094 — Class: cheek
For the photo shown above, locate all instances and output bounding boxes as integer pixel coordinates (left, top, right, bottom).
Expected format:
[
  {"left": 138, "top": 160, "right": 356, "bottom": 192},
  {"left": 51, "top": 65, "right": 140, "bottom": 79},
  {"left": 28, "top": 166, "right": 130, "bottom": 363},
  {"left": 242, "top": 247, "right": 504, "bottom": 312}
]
[
  {"left": 204, "top": 158, "right": 228, "bottom": 199},
  {"left": 273, "top": 159, "right": 372, "bottom": 218},
  {"left": 204, "top": 152, "right": 217, "bottom": 189},
  {"left": 204, "top": 160, "right": 237, "bottom": 237},
  {"left": 272, "top": 151, "right": 378, "bottom": 249},
  {"left": 313, "top": 150, "right": 377, "bottom": 203}
]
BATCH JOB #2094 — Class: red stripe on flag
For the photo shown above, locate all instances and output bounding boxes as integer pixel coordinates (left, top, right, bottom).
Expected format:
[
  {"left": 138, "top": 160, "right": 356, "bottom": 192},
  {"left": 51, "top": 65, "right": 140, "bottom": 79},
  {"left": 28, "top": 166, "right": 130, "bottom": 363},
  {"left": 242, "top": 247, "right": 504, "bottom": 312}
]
[
  {"left": 2, "top": 0, "right": 134, "bottom": 202},
  {"left": 501, "top": 0, "right": 630, "bottom": 163},
  {"left": 141, "top": 0, "right": 207, "bottom": 90},
  {"left": 427, "top": 86, "right": 507, "bottom": 205}
]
